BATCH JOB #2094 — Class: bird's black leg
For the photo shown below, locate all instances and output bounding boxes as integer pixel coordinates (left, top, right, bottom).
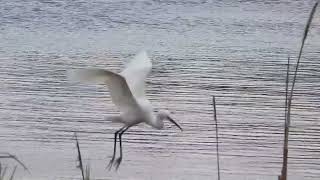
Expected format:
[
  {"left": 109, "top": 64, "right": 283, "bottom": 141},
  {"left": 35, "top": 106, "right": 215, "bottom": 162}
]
[
  {"left": 114, "top": 125, "right": 131, "bottom": 170},
  {"left": 107, "top": 126, "right": 126, "bottom": 170}
]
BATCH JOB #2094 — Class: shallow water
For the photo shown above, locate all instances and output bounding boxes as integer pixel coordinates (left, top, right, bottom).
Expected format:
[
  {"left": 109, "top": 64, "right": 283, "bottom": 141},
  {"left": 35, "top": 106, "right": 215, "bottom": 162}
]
[{"left": 0, "top": 0, "right": 320, "bottom": 179}]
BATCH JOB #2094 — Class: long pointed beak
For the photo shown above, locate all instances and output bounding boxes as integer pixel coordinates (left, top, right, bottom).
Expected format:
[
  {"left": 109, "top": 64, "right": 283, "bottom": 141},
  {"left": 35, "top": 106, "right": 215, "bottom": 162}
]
[{"left": 168, "top": 116, "right": 183, "bottom": 131}]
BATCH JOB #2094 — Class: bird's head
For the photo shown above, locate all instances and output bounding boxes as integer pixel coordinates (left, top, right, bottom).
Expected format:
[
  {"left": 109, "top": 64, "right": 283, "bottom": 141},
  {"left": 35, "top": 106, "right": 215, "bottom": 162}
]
[{"left": 156, "top": 110, "right": 183, "bottom": 131}]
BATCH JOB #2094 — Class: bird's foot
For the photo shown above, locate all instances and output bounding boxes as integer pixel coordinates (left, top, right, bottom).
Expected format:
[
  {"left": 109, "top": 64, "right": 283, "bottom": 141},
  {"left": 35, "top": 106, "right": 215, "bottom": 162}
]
[
  {"left": 106, "top": 157, "right": 115, "bottom": 170},
  {"left": 114, "top": 157, "right": 122, "bottom": 170}
]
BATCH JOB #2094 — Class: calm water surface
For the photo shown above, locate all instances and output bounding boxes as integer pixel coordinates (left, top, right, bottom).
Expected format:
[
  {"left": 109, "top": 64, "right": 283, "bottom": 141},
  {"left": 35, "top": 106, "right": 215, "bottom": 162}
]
[{"left": 0, "top": 0, "right": 320, "bottom": 179}]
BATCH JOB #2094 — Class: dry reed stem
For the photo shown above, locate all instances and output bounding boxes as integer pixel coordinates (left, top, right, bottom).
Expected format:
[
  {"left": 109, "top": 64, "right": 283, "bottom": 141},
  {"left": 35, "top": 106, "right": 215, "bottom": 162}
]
[
  {"left": 212, "top": 96, "right": 221, "bottom": 180},
  {"left": 280, "top": 1, "right": 319, "bottom": 180},
  {"left": 0, "top": 153, "right": 28, "bottom": 172},
  {"left": 74, "top": 133, "right": 85, "bottom": 180}
]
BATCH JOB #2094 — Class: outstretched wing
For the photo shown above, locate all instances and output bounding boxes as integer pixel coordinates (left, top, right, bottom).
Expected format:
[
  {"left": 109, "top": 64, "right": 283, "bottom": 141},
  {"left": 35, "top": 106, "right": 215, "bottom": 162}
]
[
  {"left": 120, "top": 51, "right": 152, "bottom": 99},
  {"left": 69, "top": 69, "right": 139, "bottom": 113}
]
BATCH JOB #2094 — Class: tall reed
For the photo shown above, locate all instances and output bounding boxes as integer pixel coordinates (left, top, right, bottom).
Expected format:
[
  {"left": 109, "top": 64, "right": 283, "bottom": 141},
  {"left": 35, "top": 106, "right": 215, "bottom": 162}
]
[
  {"left": 279, "top": 1, "right": 319, "bottom": 180},
  {"left": 212, "top": 96, "right": 221, "bottom": 180}
]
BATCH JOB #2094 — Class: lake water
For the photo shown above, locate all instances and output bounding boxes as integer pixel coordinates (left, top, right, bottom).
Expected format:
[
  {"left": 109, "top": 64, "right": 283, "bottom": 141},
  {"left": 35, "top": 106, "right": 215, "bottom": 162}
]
[{"left": 0, "top": 0, "right": 320, "bottom": 179}]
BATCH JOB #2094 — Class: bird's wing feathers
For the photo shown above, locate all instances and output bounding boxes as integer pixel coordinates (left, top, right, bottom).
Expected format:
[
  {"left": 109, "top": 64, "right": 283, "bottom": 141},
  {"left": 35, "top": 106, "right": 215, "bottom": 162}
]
[
  {"left": 69, "top": 69, "right": 139, "bottom": 113},
  {"left": 120, "top": 51, "right": 152, "bottom": 98}
]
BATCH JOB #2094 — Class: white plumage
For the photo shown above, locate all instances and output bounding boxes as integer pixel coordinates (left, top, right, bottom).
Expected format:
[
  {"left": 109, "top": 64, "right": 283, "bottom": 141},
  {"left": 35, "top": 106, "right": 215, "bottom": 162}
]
[{"left": 69, "top": 51, "right": 182, "bottom": 170}]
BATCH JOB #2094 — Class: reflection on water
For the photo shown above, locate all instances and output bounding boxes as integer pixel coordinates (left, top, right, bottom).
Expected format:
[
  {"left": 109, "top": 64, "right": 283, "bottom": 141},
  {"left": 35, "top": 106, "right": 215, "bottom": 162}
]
[{"left": 0, "top": 0, "right": 320, "bottom": 179}]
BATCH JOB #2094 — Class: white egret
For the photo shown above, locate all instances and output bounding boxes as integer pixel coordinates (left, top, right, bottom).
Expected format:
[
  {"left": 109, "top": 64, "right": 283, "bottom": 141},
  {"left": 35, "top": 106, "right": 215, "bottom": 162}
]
[{"left": 69, "top": 51, "right": 183, "bottom": 170}]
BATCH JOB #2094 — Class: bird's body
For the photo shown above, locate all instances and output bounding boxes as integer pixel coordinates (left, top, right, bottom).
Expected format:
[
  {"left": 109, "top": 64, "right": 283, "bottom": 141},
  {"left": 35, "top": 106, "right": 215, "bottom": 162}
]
[
  {"left": 110, "top": 99, "right": 157, "bottom": 128},
  {"left": 69, "top": 51, "right": 182, "bottom": 170}
]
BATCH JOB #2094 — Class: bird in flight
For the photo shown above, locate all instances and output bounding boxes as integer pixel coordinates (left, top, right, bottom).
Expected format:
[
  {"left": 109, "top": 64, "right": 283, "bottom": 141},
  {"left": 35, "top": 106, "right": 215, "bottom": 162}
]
[{"left": 69, "top": 51, "right": 183, "bottom": 170}]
